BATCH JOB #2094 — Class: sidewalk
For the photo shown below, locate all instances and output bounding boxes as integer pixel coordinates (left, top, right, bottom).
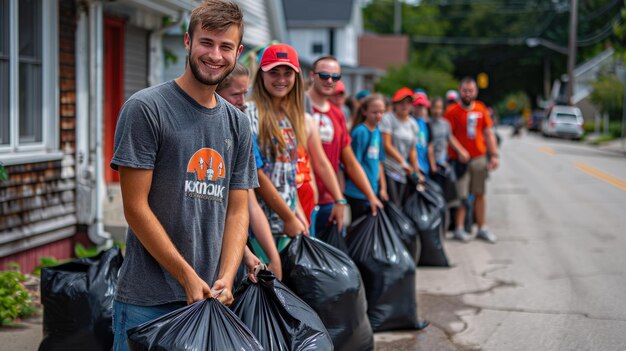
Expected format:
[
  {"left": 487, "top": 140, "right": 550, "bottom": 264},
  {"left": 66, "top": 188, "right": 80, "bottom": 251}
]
[
  {"left": 596, "top": 137, "right": 626, "bottom": 155},
  {"left": 0, "top": 314, "right": 42, "bottom": 351}
]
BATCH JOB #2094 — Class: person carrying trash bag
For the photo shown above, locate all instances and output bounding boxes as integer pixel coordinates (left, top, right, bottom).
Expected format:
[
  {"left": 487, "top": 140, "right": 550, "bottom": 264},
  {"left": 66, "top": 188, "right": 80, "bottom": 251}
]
[
  {"left": 39, "top": 247, "right": 123, "bottom": 351},
  {"left": 316, "top": 222, "right": 349, "bottom": 254},
  {"left": 404, "top": 177, "right": 450, "bottom": 267},
  {"left": 383, "top": 201, "right": 420, "bottom": 263},
  {"left": 281, "top": 235, "right": 373, "bottom": 351},
  {"left": 109, "top": 2, "right": 259, "bottom": 350},
  {"left": 231, "top": 267, "right": 334, "bottom": 351},
  {"left": 346, "top": 211, "right": 427, "bottom": 332},
  {"left": 126, "top": 297, "right": 263, "bottom": 351}
]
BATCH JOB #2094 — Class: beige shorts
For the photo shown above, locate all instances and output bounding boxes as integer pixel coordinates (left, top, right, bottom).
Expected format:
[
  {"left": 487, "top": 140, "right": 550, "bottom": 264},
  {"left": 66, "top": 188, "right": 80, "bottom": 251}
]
[{"left": 456, "top": 156, "right": 488, "bottom": 199}]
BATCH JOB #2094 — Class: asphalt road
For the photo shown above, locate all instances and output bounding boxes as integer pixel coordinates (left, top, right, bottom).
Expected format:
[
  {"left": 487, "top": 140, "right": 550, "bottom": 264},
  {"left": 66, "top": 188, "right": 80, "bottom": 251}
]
[{"left": 375, "top": 128, "right": 626, "bottom": 351}]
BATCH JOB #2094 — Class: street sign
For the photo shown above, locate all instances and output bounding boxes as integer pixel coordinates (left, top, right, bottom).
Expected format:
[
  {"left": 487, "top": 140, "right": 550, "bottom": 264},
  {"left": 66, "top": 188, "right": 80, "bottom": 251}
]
[{"left": 477, "top": 72, "right": 489, "bottom": 89}]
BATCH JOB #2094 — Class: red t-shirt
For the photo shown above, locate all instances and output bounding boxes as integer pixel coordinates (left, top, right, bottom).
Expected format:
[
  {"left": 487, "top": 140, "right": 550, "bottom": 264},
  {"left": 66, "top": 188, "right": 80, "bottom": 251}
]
[
  {"left": 312, "top": 103, "right": 351, "bottom": 205},
  {"left": 444, "top": 101, "right": 493, "bottom": 159}
]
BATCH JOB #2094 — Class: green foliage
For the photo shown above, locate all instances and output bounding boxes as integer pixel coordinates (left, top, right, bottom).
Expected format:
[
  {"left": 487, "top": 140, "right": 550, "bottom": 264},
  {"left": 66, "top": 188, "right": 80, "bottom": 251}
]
[
  {"left": 31, "top": 256, "right": 67, "bottom": 277},
  {"left": 362, "top": 0, "right": 626, "bottom": 106},
  {"left": 0, "top": 163, "right": 7, "bottom": 182},
  {"left": 164, "top": 48, "right": 178, "bottom": 69},
  {"left": 74, "top": 241, "right": 126, "bottom": 259},
  {"left": 376, "top": 63, "right": 457, "bottom": 98},
  {"left": 590, "top": 74, "right": 625, "bottom": 119},
  {"left": 494, "top": 91, "right": 531, "bottom": 119},
  {"left": 75, "top": 243, "right": 101, "bottom": 259},
  {"left": 0, "top": 268, "right": 35, "bottom": 325}
]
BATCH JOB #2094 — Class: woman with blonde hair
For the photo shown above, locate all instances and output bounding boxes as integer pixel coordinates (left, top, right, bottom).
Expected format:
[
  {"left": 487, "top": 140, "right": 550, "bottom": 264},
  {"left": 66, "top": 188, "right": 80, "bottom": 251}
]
[{"left": 247, "top": 44, "right": 344, "bottom": 236}]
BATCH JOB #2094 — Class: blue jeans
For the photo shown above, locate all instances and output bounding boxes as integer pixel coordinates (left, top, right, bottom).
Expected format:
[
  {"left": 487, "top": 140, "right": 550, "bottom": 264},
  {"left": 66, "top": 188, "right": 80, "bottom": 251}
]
[{"left": 113, "top": 300, "right": 185, "bottom": 351}]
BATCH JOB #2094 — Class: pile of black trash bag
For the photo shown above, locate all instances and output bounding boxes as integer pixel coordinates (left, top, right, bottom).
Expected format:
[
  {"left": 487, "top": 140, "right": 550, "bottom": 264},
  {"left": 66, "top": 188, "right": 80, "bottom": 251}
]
[
  {"left": 404, "top": 179, "right": 450, "bottom": 267},
  {"left": 127, "top": 298, "right": 263, "bottom": 351},
  {"left": 39, "top": 247, "right": 123, "bottom": 351},
  {"left": 346, "top": 211, "right": 423, "bottom": 332},
  {"left": 231, "top": 268, "right": 333, "bottom": 350},
  {"left": 281, "top": 235, "right": 374, "bottom": 351}
]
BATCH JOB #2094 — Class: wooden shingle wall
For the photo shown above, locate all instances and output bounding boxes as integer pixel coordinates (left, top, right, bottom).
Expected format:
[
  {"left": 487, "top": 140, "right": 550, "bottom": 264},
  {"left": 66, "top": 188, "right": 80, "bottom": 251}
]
[{"left": 0, "top": 0, "right": 81, "bottom": 273}]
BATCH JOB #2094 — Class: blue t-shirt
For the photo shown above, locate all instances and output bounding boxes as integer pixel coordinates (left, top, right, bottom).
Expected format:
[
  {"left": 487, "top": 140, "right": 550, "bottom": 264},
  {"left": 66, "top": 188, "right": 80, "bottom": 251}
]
[
  {"left": 252, "top": 138, "right": 263, "bottom": 169},
  {"left": 414, "top": 117, "right": 430, "bottom": 175},
  {"left": 345, "top": 124, "right": 384, "bottom": 200}
]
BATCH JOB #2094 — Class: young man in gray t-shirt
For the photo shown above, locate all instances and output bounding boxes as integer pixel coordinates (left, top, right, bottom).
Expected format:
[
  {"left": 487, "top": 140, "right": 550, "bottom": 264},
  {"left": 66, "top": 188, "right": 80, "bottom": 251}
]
[{"left": 109, "top": 2, "right": 257, "bottom": 349}]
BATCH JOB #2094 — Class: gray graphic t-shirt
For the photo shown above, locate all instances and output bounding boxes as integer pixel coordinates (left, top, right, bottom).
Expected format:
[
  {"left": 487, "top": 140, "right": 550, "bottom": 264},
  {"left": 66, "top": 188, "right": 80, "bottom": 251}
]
[
  {"left": 110, "top": 81, "right": 258, "bottom": 306},
  {"left": 379, "top": 112, "right": 419, "bottom": 183},
  {"left": 430, "top": 118, "right": 452, "bottom": 164}
]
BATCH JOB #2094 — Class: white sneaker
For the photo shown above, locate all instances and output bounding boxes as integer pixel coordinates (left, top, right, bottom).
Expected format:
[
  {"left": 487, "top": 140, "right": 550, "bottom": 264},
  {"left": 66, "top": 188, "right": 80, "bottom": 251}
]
[
  {"left": 477, "top": 229, "right": 497, "bottom": 243},
  {"left": 452, "top": 228, "right": 471, "bottom": 242}
]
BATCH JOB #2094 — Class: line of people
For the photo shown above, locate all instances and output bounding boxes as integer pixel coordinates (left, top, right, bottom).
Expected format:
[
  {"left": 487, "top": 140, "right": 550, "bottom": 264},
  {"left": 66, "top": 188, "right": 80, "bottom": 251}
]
[
  {"left": 109, "top": 0, "right": 500, "bottom": 348},
  {"left": 216, "top": 42, "right": 500, "bottom": 283}
]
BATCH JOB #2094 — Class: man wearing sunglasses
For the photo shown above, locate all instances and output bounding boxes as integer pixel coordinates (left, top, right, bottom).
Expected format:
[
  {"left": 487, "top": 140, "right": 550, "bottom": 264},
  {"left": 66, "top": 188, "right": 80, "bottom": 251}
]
[{"left": 307, "top": 56, "right": 383, "bottom": 235}]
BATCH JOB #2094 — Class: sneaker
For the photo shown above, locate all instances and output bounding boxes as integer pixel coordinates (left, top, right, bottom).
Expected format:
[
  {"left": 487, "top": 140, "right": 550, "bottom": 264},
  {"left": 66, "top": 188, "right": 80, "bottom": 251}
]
[
  {"left": 452, "top": 228, "right": 471, "bottom": 242},
  {"left": 476, "top": 229, "right": 497, "bottom": 243}
]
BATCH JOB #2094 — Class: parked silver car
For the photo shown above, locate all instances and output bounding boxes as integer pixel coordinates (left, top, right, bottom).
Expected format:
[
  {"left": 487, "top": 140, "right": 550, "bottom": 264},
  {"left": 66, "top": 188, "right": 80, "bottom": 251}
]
[{"left": 542, "top": 105, "right": 584, "bottom": 140}]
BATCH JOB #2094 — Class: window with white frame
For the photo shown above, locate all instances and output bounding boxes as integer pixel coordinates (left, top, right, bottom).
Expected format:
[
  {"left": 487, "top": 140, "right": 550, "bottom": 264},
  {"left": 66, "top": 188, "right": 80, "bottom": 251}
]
[{"left": 0, "top": 0, "right": 58, "bottom": 162}]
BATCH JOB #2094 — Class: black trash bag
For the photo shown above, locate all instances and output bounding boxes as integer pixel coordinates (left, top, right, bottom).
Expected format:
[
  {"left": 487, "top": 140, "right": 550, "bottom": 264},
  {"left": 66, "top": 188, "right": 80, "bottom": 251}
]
[
  {"left": 431, "top": 164, "right": 458, "bottom": 202},
  {"left": 39, "top": 247, "right": 123, "bottom": 351},
  {"left": 281, "top": 235, "right": 373, "bottom": 351},
  {"left": 233, "top": 262, "right": 247, "bottom": 292},
  {"left": 231, "top": 269, "right": 334, "bottom": 351},
  {"left": 316, "top": 223, "right": 348, "bottom": 254},
  {"left": 346, "top": 212, "right": 420, "bottom": 332},
  {"left": 383, "top": 201, "right": 420, "bottom": 263},
  {"left": 127, "top": 298, "right": 263, "bottom": 351},
  {"left": 404, "top": 183, "right": 450, "bottom": 267}
]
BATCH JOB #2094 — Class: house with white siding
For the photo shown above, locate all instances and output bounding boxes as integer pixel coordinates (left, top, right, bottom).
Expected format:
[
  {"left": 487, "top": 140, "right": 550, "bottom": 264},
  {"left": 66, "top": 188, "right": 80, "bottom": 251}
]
[
  {"left": 282, "top": 0, "right": 382, "bottom": 94},
  {"left": 0, "top": 0, "right": 199, "bottom": 272}
]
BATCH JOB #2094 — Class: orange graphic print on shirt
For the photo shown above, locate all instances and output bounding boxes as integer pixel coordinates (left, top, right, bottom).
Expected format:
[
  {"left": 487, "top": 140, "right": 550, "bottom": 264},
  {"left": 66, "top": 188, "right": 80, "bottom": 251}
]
[{"left": 187, "top": 148, "right": 226, "bottom": 182}]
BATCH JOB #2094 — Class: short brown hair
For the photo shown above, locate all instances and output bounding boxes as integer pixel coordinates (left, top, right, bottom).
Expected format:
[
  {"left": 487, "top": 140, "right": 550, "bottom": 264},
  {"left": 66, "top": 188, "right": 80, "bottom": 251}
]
[
  {"left": 216, "top": 62, "right": 249, "bottom": 92},
  {"left": 312, "top": 55, "right": 339, "bottom": 72},
  {"left": 188, "top": 0, "right": 244, "bottom": 44}
]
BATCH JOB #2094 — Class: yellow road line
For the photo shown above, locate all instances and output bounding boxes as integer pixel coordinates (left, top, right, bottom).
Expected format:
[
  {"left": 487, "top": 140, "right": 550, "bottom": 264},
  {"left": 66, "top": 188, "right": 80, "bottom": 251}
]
[
  {"left": 575, "top": 163, "right": 626, "bottom": 191},
  {"left": 538, "top": 146, "right": 556, "bottom": 156}
]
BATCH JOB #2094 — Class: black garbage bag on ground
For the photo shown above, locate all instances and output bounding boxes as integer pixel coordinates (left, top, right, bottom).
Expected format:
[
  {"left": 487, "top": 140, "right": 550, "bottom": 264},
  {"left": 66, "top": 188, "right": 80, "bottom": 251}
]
[
  {"left": 127, "top": 298, "right": 263, "bottom": 351},
  {"left": 431, "top": 165, "right": 458, "bottom": 202},
  {"left": 39, "top": 247, "right": 123, "bottom": 351},
  {"left": 316, "top": 223, "right": 348, "bottom": 254},
  {"left": 404, "top": 182, "right": 450, "bottom": 267},
  {"left": 346, "top": 212, "right": 420, "bottom": 332},
  {"left": 383, "top": 201, "right": 420, "bottom": 263},
  {"left": 232, "top": 269, "right": 334, "bottom": 351},
  {"left": 281, "top": 235, "right": 373, "bottom": 351}
]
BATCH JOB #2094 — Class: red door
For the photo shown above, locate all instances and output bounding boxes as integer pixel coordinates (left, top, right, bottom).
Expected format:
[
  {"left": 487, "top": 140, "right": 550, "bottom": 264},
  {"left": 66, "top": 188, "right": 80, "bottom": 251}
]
[{"left": 104, "top": 17, "right": 125, "bottom": 183}]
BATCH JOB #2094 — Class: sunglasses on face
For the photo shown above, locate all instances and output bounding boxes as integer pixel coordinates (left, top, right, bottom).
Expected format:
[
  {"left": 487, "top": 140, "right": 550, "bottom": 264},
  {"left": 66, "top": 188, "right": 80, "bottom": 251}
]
[{"left": 315, "top": 72, "right": 341, "bottom": 82}]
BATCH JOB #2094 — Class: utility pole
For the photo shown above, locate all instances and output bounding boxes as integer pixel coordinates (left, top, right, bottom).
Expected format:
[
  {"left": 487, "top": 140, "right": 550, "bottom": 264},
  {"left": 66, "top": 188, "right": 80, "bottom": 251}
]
[
  {"left": 394, "top": 0, "right": 402, "bottom": 34},
  {"left": 566, "top": 0, "right": 578, "bottom": 105}
]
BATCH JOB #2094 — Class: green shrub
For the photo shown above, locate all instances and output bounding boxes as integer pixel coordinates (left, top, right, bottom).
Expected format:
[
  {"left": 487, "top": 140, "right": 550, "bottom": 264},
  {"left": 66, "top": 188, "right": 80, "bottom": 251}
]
[
  {"left": 0, "top": 267, "right": 35, "bottom": 325},
  {"left": 31, "top": 256, "right": 67, "bottom": 277}
]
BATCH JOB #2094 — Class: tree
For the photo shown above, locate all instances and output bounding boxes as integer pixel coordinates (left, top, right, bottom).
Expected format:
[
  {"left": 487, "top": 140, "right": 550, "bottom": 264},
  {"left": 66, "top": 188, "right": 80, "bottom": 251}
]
[
  {"left": 362, "top": 0, "right": 626, "bottom": 105},
  {"left": 590, "top": 74, "right": 624, "bottom": 120},
  {"left": 375, "top": 56, "right": 458, "bottom": 98}
]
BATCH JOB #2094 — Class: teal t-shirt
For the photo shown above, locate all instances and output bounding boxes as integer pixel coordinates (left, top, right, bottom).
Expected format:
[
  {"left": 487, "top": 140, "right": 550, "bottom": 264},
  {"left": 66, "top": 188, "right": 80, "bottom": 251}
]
[
  {"left": 345, "top": 124, "right": 385, "bottom": 200},
  {"left": 414, "top": 117, "right": 431, "bottom": 174}
]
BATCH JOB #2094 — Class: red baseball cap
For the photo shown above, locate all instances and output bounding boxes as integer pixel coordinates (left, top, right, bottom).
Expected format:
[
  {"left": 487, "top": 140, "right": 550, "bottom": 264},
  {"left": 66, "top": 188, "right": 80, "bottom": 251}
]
[
  {"left": 392, "top": 87, "right": 415, "bottom": 103},
  {"left": 413, "top": 93, "right": 431, "bottom": 108},
  {"left": 259, "top": 43, "right": 300, "bottom": 73},
  {"left": 334, "top": 80, "right": 346, "bottom": 95}
]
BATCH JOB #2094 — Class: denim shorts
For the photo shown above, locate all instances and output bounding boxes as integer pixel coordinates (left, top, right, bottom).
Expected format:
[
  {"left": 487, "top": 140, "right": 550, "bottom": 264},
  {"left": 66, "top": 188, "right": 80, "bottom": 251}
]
[{"left": 112, "top": 300, "right": 185, "bottom": 351}]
